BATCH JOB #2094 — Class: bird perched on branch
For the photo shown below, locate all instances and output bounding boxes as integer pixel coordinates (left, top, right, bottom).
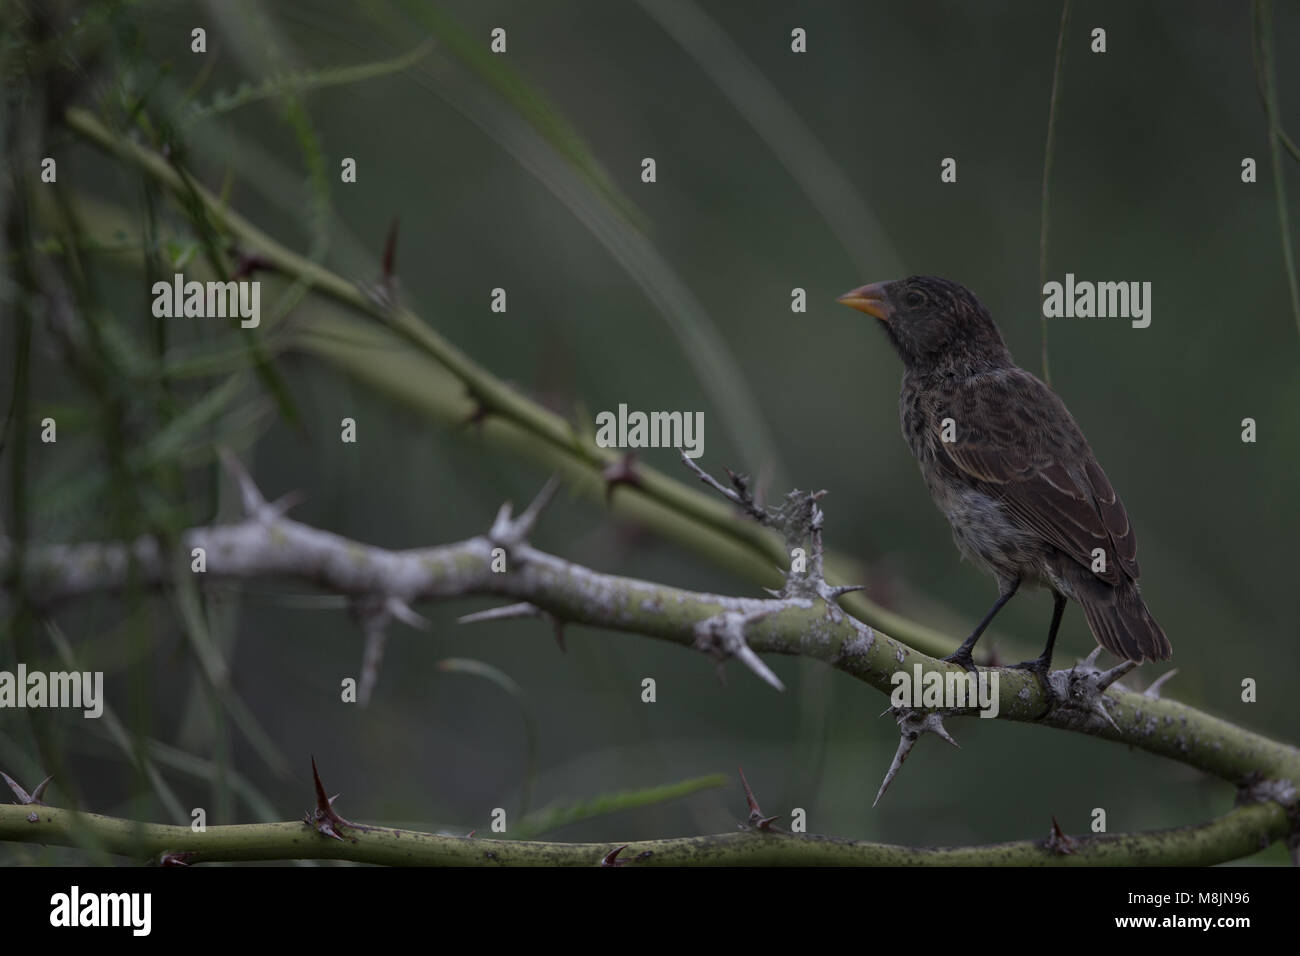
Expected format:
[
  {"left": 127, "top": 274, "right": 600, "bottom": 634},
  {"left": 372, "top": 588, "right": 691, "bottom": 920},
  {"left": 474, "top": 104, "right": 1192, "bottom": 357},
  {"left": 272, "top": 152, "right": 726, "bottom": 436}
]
[{"left": 837, "top": 276, "right": 1171, "bottom": 674}]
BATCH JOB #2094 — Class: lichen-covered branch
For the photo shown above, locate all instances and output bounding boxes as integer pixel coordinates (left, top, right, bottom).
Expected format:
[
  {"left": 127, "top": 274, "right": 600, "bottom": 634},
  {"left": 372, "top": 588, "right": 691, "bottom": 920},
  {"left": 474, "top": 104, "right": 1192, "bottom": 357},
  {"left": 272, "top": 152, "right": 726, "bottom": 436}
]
[{"left": 5, "top": 466, "right": 1299, "bottom": 804}]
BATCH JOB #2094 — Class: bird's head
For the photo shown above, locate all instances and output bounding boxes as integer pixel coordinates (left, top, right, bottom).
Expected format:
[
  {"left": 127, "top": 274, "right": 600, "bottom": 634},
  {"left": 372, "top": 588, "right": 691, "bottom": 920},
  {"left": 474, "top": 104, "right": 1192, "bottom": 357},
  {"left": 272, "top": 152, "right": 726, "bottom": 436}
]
[{"left": 837, "top": 276, "right": 1010, "bottom": 372}]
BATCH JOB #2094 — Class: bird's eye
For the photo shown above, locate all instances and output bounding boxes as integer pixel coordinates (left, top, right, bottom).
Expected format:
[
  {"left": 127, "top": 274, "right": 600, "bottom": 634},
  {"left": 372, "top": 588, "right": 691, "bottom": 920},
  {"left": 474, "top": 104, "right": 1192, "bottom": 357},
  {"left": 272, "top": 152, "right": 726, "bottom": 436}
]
[{"left": 905, "top": 290, "right": 925, "bottom": 308}]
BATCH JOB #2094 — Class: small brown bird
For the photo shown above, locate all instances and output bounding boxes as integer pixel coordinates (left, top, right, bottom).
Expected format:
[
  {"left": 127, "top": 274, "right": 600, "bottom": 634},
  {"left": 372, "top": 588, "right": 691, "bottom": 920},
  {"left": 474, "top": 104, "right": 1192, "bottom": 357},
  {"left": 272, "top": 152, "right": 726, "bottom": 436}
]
[{"left": 838, "top": 276, "right": 1171, "bottom": 673}]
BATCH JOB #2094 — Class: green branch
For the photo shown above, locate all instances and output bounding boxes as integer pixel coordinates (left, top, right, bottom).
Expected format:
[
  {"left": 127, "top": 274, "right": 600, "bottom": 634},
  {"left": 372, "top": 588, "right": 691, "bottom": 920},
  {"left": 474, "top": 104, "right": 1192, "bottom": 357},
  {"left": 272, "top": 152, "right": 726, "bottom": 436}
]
[{"left": 0, "top": 799, "right": 1286, "bottom": 866}]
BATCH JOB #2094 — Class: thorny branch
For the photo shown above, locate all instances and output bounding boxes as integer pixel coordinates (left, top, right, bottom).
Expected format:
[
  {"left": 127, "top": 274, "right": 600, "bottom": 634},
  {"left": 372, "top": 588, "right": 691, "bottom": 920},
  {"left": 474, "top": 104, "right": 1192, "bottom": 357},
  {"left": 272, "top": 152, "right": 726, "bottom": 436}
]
[
  {"left": 0, "top": 765, "right": 1289, "bottom": 866},
  {"left": 1, "top": 454, "right": 1298, "bottom": 866}
]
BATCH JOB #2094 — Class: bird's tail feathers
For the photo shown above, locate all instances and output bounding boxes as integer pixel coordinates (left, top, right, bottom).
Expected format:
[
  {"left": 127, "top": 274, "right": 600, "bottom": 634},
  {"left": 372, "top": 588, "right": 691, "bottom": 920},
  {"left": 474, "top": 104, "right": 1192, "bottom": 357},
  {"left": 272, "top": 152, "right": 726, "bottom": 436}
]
[{"left": 1079, "top": 585, "right": 1172, "bottom": 663}]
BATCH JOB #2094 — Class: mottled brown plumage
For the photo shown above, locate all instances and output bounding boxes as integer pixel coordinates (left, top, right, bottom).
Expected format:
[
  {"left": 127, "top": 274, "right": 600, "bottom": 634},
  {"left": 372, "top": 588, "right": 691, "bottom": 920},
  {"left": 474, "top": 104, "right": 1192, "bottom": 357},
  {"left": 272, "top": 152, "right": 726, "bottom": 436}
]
[{"left": 838, "top": 275, "right": 1171, "bottom": 670}]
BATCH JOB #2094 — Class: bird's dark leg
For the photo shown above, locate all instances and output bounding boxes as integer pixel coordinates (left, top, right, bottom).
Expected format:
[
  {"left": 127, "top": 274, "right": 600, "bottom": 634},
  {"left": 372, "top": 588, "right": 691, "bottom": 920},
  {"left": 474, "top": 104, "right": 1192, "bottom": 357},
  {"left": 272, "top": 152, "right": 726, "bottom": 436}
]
[
  {"left": 943, "top": 578, "right": 1020, "bottom": 672},
  {"left": 1010, "top": 591, "right": 1067, "bottom": 679}
]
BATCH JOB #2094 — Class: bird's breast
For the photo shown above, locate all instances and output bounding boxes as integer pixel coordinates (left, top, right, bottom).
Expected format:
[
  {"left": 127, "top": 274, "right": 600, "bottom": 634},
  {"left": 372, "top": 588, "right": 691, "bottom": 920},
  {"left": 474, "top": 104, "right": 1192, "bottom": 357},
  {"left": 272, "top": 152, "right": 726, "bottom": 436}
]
[{"left": 897, "top": 377, "right": 1040, "bottom": 581}]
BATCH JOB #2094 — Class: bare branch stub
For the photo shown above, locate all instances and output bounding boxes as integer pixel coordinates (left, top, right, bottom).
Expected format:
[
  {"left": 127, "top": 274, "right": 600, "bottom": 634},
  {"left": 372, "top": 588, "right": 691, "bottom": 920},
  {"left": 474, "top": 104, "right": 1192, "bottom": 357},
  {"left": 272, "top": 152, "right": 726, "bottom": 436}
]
[
  {"left": 683, "top": 453, "right": 823, "bottom": 552},
  {"left": 681, "top": 454, "right": 766, "bottom": 522},
  {"left": 682, "top": 454, "right": 861, "bottom": 612}
]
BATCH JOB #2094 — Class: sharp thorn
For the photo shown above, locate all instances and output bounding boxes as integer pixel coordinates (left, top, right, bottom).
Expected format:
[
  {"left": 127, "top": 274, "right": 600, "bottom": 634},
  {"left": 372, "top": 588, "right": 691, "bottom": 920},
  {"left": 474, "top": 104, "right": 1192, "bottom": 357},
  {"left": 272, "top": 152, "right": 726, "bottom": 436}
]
[
  {"left": 1, "top": 771, "right": 33, "bottom": 804},
  {"left": 515, "top": 474, "right": 562, "bottom": 536},
  {"left": 266, "top": 489, "right": 305, "bottom": 518},
  {"left": 1143, "top": 668, "right": 1178, "bottom": 699},
  {"left": 873, "top": 733, "right": 917, "bottom": 808},
  {"left": 738, "top": 766, "right": 761, "bottom": 816},
  {"left": 601, "top": 845, "right": 629, "bottom": 867},
  {"left": 1097, "top": 659, "right": 1137, "bottom": 690},
  {"left": 457, "top": 603, "right": 542, "bottom": 625},
  {"left": 29, "top": 775, "right": 52, "bottom": 804},
  {"left": 386, "top": 596, "right": 429, "bottom": 631},
  {"left": 217, "top": 446, "right": 266, "bottom": 514},
  {"left": 931, "top": 716, "right": 960, "bottom": 749},
  {"left": 490, "top": 501, "right": 514, "bottom": 537},
  {"left": 735, "top": 644, "right": 785, "bottom": 692},
  {"left": 1093, "top": 698, "right": 1121, "bottom": 734},
  {"left": 382, "top": 217, "right": 400, "bottom": 280}
]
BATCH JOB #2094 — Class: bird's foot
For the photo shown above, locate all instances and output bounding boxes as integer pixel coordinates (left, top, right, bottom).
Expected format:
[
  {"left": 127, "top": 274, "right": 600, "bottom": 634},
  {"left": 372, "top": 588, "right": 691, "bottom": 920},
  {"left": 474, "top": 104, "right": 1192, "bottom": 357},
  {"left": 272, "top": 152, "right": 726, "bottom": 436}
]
[
  {"left": 1010, "top": 655, "right": 1059, "bottom": 707},
  {"left": 942, "top": 648, "right": 979, "bottom": 673},
  {"left": 1009, "top": 654, "right": 1050, "bottom": 677}
]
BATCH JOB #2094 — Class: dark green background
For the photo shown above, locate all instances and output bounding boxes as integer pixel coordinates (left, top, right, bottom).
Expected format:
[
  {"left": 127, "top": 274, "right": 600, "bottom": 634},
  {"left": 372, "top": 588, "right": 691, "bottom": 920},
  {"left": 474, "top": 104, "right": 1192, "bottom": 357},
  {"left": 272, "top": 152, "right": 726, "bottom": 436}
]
[{"left": 2, "top": 0, "right": 1296, "bottom": 862}]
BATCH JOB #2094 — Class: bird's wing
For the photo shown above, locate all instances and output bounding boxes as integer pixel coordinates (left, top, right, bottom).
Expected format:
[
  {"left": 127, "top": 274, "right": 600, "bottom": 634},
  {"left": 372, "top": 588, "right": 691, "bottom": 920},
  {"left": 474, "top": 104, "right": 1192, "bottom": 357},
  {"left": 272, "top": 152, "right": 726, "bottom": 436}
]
[{"left": 936, "top": 370, "right": 1139, "bottom": 584}]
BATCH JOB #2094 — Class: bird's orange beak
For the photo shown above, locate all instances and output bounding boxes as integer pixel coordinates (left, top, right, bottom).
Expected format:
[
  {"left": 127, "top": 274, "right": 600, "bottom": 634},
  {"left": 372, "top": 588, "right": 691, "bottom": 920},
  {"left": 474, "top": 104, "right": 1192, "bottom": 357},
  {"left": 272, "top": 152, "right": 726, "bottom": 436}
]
[{"left": 837, "top": 281, "right": 893, "bottom": 322}]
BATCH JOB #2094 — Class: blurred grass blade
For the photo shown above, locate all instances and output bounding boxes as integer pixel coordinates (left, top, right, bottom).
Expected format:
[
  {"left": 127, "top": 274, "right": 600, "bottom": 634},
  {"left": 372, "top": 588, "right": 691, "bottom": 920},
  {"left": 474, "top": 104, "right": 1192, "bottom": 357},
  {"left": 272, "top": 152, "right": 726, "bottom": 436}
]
[
  {"left": 511, "top": 773, "right": 729, "bottom": 839},
  {"left": 1253, "top": 0, "right": 1300, "bottom": 345},
  {"left": 182, "top": 39, "right": 434, "bottom": 128},
  {"left": 35, "top": 372, "right": 248, "bottom": 520},
  {"left": 171, "top": 563, "right": 291, "bottom": 778},
  {"left": 1038, "top": 0, "right": 1072, "bottom": 384},
  {"left": 44, "top": 619, "right": 189, "bottom": 826},
  {"left": 391, "top": 0, "right": 643, "bottom": 229},
  {"left": 635, "top": 0, "right": 903, "bottom": 278},
  {"left": 201, "top": 0, "right": 335, "bottom": 400},
  {"left": 82, "top": 729, "right": 281, "bottom": 823},
  {"left": 389, "top": 28, "right": 786, "bottom": 477}
]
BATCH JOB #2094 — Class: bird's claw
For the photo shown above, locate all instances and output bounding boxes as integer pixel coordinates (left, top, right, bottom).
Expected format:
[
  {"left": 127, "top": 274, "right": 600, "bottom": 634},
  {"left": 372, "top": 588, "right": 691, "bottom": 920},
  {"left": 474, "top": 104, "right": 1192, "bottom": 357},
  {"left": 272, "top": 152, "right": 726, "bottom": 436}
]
[
  {"left": 1010, "top": 656, "right": 1060, "bottom": 707},
  {"left": 942, "top": 649, "right": 979, "bottom": 674},
  {"left": 1008, "top": 655, "right": 1050, "bottom": 676}
]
